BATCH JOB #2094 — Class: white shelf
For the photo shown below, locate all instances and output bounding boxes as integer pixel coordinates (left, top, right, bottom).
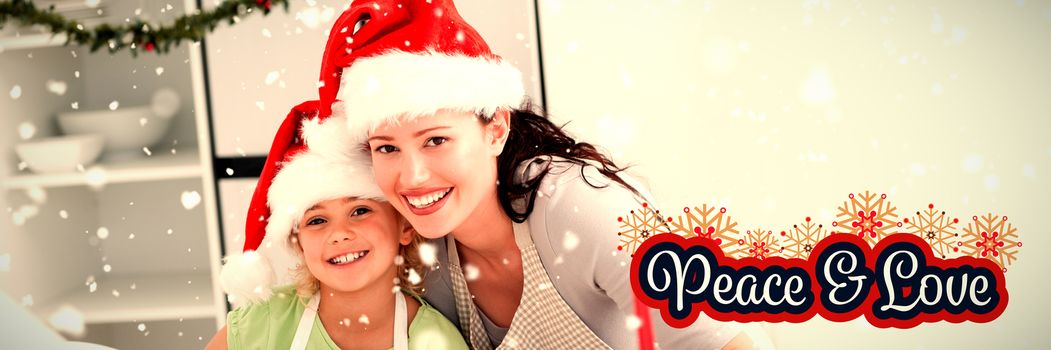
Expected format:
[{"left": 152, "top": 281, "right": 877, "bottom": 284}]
[
  {"left": 0, "top": 33, "right": 68, "bottom": 52},
  {"left": 3, "top": 149, "right": 203, "bottom": 190},
  {"left": 36, "top": 273, "right": 216, "bottom": 324}
]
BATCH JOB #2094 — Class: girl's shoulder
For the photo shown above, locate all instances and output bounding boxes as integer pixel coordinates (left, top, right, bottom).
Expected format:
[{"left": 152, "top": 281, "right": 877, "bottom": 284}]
[{"left": 226, "top": 284, "right": 307, "bottom": 349}]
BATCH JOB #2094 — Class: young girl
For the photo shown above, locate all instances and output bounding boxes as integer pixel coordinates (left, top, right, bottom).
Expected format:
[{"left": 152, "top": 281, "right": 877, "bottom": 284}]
[
  {"left": 205, "top": 101, "right": 467, "bottom": 350},
  {"left": 310, "top": 1, "right": 759, "bottom": 349}
]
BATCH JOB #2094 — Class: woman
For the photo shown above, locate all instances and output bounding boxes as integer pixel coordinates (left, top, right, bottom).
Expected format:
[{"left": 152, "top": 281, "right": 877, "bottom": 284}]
[{"left": 317, "top": 1, "right": 757, "bottom": 348}]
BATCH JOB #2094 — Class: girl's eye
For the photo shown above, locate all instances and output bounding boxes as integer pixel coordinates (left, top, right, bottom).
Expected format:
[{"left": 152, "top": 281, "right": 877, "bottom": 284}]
[
  {"left": 305, "top": 217, "right": 327, "bottom": 226},
  {"left": 425, "top": 137, "right": 448, "bottom": 147},
  {"left": 373, "top": 145, "right": 398, "bottom": 154},
  {"left": 351, "top": 207, "right": 372, "bottom": 216}
]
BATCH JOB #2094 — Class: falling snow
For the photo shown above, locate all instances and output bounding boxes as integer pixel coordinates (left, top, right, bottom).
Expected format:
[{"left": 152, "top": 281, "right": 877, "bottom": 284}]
[
  {"left": 10, "top": 85, "right": 22, "bottom": 99},
  {"left": 418, "top": 242, "right": 437, "bottom": 266},
  {"left": 18, "top": 122, "right": 36, "bottom": 140},
  {"left": 25, "top": 186, "right": 46, "bottom": 203},
  {"left": 562, "top": 231, "right": 580, "bottom": 251},
  {"left": 625, "top": 315, "right": 642, "bottom": 331},
  {"left": 463, "top": 263, "right": 480, "bottom": 281},
  {"left": 109, "top": 101, "right": 120, "bottom": 110},
  {"left": 181, "top": 191, "right": 202, "bottom": 210},
  {"left": 963, "top": 155, "right": 983, "bottom": 173},
  {"left": 97, "top": 227, "right": 110, "bottom": 240},
  {"left": 46, "top": 80, "right": 68, "bottom": 96}
]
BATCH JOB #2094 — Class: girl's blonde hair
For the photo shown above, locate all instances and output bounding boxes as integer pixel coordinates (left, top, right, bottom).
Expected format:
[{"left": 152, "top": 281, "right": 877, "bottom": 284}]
[{"left": 287, "top": 212, "right": 428, "bottom": 298}]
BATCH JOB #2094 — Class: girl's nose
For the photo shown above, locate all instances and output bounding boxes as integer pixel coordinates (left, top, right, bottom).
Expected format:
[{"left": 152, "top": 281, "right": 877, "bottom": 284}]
[{"left": 330, "top": 227, "right": 357, "bottom": 244}]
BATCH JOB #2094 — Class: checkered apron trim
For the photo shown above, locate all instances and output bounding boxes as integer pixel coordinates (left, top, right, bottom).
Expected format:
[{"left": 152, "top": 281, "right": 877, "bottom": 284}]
[{"left": 447, "top": 222, "right": 612, "bottom": 349}]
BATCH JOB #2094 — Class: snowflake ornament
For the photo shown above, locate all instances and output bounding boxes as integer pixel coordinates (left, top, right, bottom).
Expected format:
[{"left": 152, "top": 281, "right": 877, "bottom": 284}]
[
  {"left": 833, "top": 192, "right": 900, "bottom": 246},
  {"left": 779, "top": 217, "right": 830, "bottom": 259},
  {"left": 959, "top": 214, "right": 1022, "bottom": 272},
  {"left": 902, "top": 204, "right": 960, "bottom": 259},
  {"left": 616, "top": 203, "right": 672, "bottom": 256},
  {"left": 733, "top": 229, "right": 778, "bottom": 259},
  {"left": 666, "top": 204, "right": 742, "bottom": 254}
]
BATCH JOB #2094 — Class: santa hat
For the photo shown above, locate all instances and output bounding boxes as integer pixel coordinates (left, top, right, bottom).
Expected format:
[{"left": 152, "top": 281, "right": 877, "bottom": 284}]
[
  {"left": 316, "top": 0, "right": 526, "bottom": 136},
  {"left": 220, "top": 100, "right": 384, "bottom": 306}
]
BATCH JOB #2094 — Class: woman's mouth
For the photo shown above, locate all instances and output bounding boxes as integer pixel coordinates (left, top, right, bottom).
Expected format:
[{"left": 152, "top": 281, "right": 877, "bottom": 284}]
[
  {"left": 403, "top": 188, "right": 452, "bottom": 216},
  {"left": 328, "top": 250, "right": 369, "bottom": 266}
]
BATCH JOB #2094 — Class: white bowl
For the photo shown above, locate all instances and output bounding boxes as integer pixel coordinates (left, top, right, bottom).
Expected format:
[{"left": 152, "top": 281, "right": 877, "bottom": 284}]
[
  {"left": 58, "top": 106, "right": 172, "bottom": 160},
  {"left": 15, "top": 135, "right": 105, "bottom": 174}
]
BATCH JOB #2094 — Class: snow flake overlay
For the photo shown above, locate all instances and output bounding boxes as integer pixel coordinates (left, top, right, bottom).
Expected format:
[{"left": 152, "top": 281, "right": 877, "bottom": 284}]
[{"left": 617, "top": 191, "right": 1023, "bottom": 272}]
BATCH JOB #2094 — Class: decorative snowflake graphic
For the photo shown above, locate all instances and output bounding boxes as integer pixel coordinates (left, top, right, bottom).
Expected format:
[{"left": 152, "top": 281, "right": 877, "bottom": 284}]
[
  {"left": 779, "top": 217, "right": 830, "bottom": 259},
  {"left": 617, "top": 202, "right": 672, "bottom": 256},
  {"left": 902, "top": 203, "right": 960, "bottom": 259},
  {"left": 665, "top": 204, "right": 742, "bottom": 255},
  {"left": 833, "top": 191, "right": 900, "bottom": 246},
  {"left": 735, "top": 228, "right": 778, "bottom": 259},
  {"left": 959, "top": 214, "right": 1022, "bottom": 272}
]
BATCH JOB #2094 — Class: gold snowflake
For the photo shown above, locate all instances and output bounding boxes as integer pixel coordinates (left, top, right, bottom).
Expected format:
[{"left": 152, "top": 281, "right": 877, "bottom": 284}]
[
  {"left": 779, "top": 217, "right": 830, "bottom": 259},
  {"left": 665, "top": 204, "right": 742, "bottom": 255},
  {"left": 617, "top": 202, "right": 672, "bottom": 256},
  {"left": 833, "top": 191, "right": 900, "bottom": 247},
  {"left": 959, "top": 214, "right": 1022, "bottom": 272},
  {"left": 902, "top": 203, "right": 960, "bottom": 259},
  {"left": 733, "top": 228, "right": 778, "bottom": 259}
]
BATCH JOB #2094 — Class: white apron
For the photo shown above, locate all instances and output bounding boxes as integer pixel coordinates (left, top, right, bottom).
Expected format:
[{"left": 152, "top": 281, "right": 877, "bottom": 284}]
[{"left": 289, "top": 290, "right": 409, "bottom": 350}]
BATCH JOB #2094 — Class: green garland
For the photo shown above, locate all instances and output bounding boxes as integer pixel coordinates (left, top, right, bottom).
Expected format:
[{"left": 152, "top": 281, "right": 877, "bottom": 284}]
[{"left": 0, "top": 0, "right": 289, "bottom": 55}]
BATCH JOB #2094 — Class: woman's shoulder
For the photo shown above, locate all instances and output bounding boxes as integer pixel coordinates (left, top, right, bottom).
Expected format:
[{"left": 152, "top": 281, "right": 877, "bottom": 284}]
[
  {"left": 518, "top": 155, "right": 652, "bottom": 242},
  {"left": 408, "top": 296, "right": 469, "bottom": 349}
]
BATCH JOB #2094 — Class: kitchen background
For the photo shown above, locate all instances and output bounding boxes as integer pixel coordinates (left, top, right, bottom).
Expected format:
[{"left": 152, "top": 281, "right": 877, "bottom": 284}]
[{"left": 2, "top": 0, "right": 1049, "bottom": 349}]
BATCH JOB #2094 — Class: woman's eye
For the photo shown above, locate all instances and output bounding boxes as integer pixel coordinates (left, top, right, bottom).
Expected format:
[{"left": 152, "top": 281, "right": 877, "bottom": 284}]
[
  {"left": 425, "top": 137, "right": 448, "bottom": 147},
  {"left": 351, "top": 207, "right": 372, "bottom": 216},
  {"left": 306, "top": 217, "right": 327, "bottom": 226},
  {"left": 374, "top": 145, "right": 398, "bottom": 154},
  {"left": 353, "top": 14, "right": 371, "bottom": 36}
]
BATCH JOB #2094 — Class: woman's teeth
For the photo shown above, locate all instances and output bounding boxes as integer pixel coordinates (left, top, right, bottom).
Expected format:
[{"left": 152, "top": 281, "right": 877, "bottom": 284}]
[
  {"left": 407, "top": 189, "right": 450, "bottom": 208},
  {"left": 329, "top": 251, "right": 368, "bottom": 265}
]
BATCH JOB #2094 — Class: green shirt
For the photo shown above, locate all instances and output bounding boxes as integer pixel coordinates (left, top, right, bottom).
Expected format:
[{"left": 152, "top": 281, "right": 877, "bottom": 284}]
[{"left": 227, "top": 285, "right": 467, "bottom": 350}]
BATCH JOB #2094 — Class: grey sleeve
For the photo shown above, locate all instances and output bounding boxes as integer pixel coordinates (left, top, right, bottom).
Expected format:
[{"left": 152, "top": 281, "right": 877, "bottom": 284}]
[{"left": 540, "top": 166, "right": 743, "bottom": 350}]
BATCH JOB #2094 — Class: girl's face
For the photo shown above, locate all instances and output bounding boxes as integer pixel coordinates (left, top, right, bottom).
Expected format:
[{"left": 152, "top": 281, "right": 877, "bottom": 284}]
[
  {"left": 295, "top": 198, "right": 412, "bottom": 293},
  {"left": 367, "top": 110, "right": 509, "bottom": 238}
]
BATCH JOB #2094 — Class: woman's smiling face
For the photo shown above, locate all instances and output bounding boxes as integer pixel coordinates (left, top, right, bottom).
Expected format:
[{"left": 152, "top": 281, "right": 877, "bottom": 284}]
[
  {"left": 295, "top": 197, "right": 411, "bottom": 293},
  {"left": 366, "top": 109, "right": 509, "bottom": 238}
]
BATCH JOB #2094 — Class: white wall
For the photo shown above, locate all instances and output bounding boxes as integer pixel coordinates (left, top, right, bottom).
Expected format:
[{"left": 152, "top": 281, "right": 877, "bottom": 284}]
[{"left": 538, "top": 0, "right": 1051, "bottom": 349}]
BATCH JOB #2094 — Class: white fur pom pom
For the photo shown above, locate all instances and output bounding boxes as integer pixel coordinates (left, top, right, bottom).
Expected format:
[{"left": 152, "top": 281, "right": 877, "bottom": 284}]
[{"left": 220, "top": 250, "right": 275, "bottom": 307}]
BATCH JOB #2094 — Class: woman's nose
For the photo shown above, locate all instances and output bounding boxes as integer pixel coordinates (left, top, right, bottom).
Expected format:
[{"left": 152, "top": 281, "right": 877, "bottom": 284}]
[{"left": 400, "top": 151, "right": 431, "bottom": 187}]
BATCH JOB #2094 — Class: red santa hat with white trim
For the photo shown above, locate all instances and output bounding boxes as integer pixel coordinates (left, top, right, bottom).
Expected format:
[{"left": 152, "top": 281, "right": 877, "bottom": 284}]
[
  {"left": 317, "top": 0, "right": 526, "bottom": 136},
  {"left": 219, "top": 99, "right": 384, "bottom": 306},
  {"left": 221, "top": 0, "right": 525, "bottom": 306}
]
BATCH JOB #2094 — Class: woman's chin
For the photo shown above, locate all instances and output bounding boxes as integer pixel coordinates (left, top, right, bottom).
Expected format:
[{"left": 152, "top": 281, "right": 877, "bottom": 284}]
[{"left": 414, "top": 224, "right": 453, "bottom": 239}]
